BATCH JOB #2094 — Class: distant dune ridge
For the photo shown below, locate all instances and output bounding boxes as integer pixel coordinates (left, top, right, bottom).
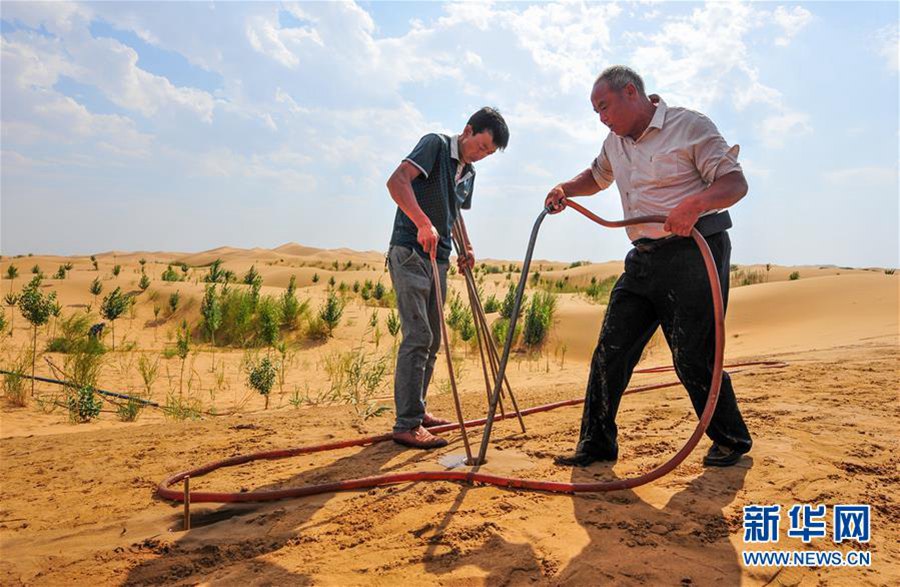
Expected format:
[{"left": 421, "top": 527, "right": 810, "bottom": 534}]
[{"left": 2, "top": 242, "right": 896, "bottom": 362}]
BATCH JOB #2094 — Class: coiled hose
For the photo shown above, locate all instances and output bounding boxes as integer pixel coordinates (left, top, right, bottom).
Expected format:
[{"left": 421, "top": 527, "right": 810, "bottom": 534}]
[{"left": 157, "top": 204, "right": 781, "bottom": 503}]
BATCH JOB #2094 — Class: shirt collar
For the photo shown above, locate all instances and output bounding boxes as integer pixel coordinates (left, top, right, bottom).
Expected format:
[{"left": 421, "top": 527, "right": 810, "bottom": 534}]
[
  {"left": 632, "top": 97, "right": 667, "bottom": 143},
  {"left": 450, "top": 134, "right": 461, "bottom": 162},
  {"left": 648, "top": 97, "right": 667, "bottom": 130}
]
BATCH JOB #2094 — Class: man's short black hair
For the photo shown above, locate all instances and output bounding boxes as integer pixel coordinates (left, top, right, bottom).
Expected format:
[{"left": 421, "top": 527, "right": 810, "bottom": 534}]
[{"left": 467, "top": 107, "right": 509, "bottom": 150}]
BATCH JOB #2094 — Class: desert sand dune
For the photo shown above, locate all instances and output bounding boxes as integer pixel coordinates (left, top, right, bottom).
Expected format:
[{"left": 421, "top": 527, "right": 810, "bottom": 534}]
[{"left": 0, "top": 245, "right": 897, "bottom": 585}]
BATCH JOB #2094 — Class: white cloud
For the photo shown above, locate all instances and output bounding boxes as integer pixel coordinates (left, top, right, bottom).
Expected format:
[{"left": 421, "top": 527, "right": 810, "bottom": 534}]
[
  {"left": 274, "top": 88, "right": 309, "bottom": 114},
  {"left": 874, "top": 24, "right": 899, "bottom": 73},
  {"left": 1, "top": 35, "right": 152, "bottom": 155},
  {"left": 627, "top": 2, "right": 812, "bottom": 148},
  {"left": 2, "top": 1, "right": 892, "bottom": 267},
  {"left": 245, "top": 13, "right": 322, "bottom": 69},
  {"left": 772, "top": 6, "right": 812, "bottom": 47},
  {"left": 441, "top": 1, "right": 621, "bottom": 94},
  {"left": 739, "top": 157, "right": 773, "bottom": 181},
  {"left": 759, "top": 111, "right": 812, "bottom": 148},
  {"left": 78, "top": 35, "right": 216, "bottom": 121},
  {"left": 630, "top": 2, "right": 764, "bottom": 110},
  {"left": 824, "top": 166, "right": 898, "bottom": 187}
]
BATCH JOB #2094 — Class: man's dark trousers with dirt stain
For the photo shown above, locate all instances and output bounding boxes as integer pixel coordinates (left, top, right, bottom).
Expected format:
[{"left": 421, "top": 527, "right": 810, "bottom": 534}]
[{"left": 576, "top": 230, "right": 753, "bottom": 459}]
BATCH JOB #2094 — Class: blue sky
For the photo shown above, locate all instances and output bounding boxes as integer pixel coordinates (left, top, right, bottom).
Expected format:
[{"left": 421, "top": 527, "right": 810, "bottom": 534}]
[{"left": 1, "top": 1, "right": 897, "bottom": 267}]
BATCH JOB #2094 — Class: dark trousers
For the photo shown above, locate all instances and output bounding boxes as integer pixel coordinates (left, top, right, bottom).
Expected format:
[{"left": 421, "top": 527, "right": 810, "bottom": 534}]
[{"left": 577, "top": 231, "right": 752, "bottom": 458}]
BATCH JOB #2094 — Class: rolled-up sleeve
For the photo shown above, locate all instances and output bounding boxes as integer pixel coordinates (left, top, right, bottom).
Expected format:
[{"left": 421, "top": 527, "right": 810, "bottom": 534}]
[
  {"left": 691, "top": 115, "right": 742, "bottom": 184},
  {"left": 590, "top": 142, "right": 615, "bottom": 189}
]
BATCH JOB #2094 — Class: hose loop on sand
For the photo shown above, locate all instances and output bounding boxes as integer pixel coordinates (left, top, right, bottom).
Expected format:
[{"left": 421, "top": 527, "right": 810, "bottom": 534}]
[{"left": 157, "top": 204, "right": 783, "bottom": 503}]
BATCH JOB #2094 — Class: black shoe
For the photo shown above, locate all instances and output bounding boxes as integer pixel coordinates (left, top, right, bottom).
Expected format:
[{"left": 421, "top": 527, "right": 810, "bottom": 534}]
[
  {"left": 553, "top": 451, "right": 617, "bottom": 467},
  {"left": 702, "top": 444, "right": 744, "bottom": 467}
]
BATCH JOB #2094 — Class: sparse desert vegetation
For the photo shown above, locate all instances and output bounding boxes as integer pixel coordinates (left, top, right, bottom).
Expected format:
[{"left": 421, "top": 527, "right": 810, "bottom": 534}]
[{"left": 0, "top": 245, "right": 897, "bottom": 586}]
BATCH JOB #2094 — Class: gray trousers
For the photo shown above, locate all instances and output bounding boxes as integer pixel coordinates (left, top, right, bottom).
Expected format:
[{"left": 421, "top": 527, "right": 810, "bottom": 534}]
[{"left": 387, "top": 245, "right": 448, "bottom": 432}]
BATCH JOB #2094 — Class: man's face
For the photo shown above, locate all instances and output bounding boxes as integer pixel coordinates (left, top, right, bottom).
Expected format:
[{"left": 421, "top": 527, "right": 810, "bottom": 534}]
[
  {"left": 591, "top": 81, "right": 639, "bottom": 137},
  {"left": 459, "top": 126, "right": 498, "bottom": 164}
]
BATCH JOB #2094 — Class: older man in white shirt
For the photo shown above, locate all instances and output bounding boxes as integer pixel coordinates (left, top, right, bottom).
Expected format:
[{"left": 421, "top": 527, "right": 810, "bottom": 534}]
[{"left": 546, "top": 65, "right": 752, "bottom": 468}]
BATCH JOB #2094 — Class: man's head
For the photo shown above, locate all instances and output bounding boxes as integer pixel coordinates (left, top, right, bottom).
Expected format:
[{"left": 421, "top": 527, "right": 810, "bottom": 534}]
[
  {"left": 459, "top": 107, "right": 509, "bottom": 164},
  {"left": 591, "top": 65, "right": 652, "bottom": 138}
]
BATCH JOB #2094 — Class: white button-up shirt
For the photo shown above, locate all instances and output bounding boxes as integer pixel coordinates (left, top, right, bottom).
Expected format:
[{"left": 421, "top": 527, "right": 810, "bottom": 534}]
[{"left": 591, "top": 98, "right": 741, "bottom": 241}]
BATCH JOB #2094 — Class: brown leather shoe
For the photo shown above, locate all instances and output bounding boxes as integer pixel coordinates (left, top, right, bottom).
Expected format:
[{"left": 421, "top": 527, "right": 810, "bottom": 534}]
[
  {"left": 392, "top": 425, "right": 449, "bottom": 449},
  {"left": 422, "top": 412, "right": 452, "bottom": 427}
]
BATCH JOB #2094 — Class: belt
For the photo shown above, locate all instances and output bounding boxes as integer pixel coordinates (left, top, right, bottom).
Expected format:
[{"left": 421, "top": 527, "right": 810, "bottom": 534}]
[
  {"left": 632, "top": 212, "right": 732, "bottom": 253},
  {"left": 633, "top": 236, "right": 678, "bottom": 254}
]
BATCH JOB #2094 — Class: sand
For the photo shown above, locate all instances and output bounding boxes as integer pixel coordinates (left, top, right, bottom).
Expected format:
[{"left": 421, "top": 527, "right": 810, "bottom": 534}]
[{"left": 0, "top": 245, "right": 897, "bottom": 585}]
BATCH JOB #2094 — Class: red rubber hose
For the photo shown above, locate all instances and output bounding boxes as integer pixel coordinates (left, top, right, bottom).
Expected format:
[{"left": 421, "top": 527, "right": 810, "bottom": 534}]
[{"left": 157, "top": 204, "right": 782, "bottom": 503}]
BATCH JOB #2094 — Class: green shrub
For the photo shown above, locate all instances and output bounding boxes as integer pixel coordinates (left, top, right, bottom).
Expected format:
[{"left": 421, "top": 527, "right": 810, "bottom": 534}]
[
  {"left": 256, "top": 296, "right": 282, "bottom": 348},
  {"left": 89, "top": 277, "right": 103, "bottom": 307},
  {"left": 46, "top": 312, "right": 96, "bottom": 353},
  {"left": 200, "top": 284, "right": 222, "bottom": 344},
  {"left": 3, "top": 348, "right": 31, "bottom": 406},
  {"left": 64, "top": 337, "right": 105, "bottom": 392},
  {"left": 483, "top": 294, "right": 500, "bottom": 313},
  {"left": 305, "top": 316, "right": 331, "bottom": 341},
  {"left": 168, "top": 291, "right": 180, "bottom": 315},
  {"left": 161, "top": 265, "right": 182, "bottom": 282},
  {"left": 203, "top": 259, "right": 235, "bottom": 283},
  {"left": 247, "top": 355, "right": 277, "bottom": 409},
  {"left": 500, "top": 283, "right": 526, "bottom": 320},
  {"left": 459, "top": 312, "right": 476, "bottom": 342},
  {"left": 243, "top": 265, "right": 262, "bottom": 286},
  {"left": 218, "top": 286, "right": 255, "bottom": 346},
  {"left": 523, "top": 291, "right": 557, "bottom": 348},
  {"left": 19, "top": 279, "right": 57, "bottom": 397},
  {"left": 318, "top": 290, "right": 345, "bottom": 337},
  {"left": 137, "top": 353, "right": 159, "bottom": 397},
  {"left": 54, "top": 265, "right": 67, "bottom": 279},
  {"left": 4, "top": 293, "right": 18, "bottom": 334},
  {"left": 323, "top": 347, "right": 390, "bottom": 420},
  {"left": 447, "top": 291, "right": 466, "bottom": 331},
  {"left": 491, "top": 317, "right": 521, "bottom": 348},
  {"left": 112, "top": 264, "right": 121, "bottom": 277},
  {"left": 386, "top": 310, "right": 401, "bottom": 338},
  {"left": 176, "top": 320, "right": 190, "bottom": 396},
  {"left": 789, "top": 271, "right": 800, "bottom": 281},
  {"left": 66, "top": 385, "right": 103, "bottom": 423},
  {"left": 585, "top": 275, "right": 617, "bottom": 304},
  {"left": 163, "top": 391, "right": 202, "bottom": 421},
  {"left": 116, "top": 398, "right": 144, "bottom": 422},
  {"left": 100, "top": 287, "right": 130, "bottom": 350},
  {"left": 281, "top": 275, "right": 307, "bottom": 329},
  {"left": 138, "top": 273, "right": 150, "bottom": 291},
  {"left": 249, "top": 281, "right": 261, "bottom": 308},
  {"left": 6, "top": 264, "right": 19, "bottom": 286}
]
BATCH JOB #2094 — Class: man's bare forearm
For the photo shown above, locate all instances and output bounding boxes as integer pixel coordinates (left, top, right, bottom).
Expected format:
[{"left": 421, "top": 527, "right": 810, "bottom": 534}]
[
  {"left": 681, "top": 170, "right": 748, "bottom": 216},
  {"left": 387, "top": 174, "right": 430, "bottom": 229},
  {"left": 559, "top": 168, "right": 603, "bottom": 198}
]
